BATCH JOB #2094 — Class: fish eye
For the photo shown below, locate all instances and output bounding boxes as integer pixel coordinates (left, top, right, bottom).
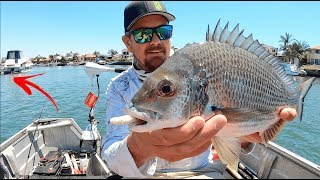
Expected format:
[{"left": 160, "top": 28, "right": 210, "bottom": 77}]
[
  {"left": 162, "top": 85, "right": 171, "bottom": 94},
  {"left": 158, "top": 79, "right": 176, "bottom": 97}
]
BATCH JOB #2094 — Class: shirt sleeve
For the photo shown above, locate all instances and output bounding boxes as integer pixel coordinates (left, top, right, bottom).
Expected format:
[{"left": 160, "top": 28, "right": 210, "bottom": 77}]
[{"left": 101, "top": 80, "right": 157, "bottom": 177}]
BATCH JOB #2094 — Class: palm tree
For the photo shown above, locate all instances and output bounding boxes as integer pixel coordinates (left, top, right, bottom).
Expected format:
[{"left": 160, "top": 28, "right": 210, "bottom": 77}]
[
  {"left": 93, "top": 51, "right": 101, "bottom": 57},
  {"left": 49, "top": 55, "right": 54, "bottom": 62},
  {"left": 279, "top": 33, "right": 294, "bottom": 51},
  {"left": 279, "top": 33, "right": 295, "bottom": 63},
  {"left": 286, "top": 40, "right": 309, "bottom": 65},
  {"left": 108, "top": 49, "right": 118, "bottom": 57},
  {"left": 72, "top": 52, "right": 79, "bottom": 62}
]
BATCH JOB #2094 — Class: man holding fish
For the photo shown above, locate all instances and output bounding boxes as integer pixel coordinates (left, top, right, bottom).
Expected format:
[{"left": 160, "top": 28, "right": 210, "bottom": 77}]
[{"left": 101, "top": 1, "right": 298, "bottom": 178}]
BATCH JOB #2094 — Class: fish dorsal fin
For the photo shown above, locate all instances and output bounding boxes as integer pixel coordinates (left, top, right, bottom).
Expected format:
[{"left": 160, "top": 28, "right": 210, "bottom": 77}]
[
  {"left": 240, "top": 33, "right": 253, "bottom": 50},
  {"left": 206, "top": 24, "right": 210, "bottom": 41},
  {"left": 219, "top": 22, "right": 229, "bottom": 43},
  {"left": 209, "top": 19, "right": 296, "bottom": 90},
  {"left": 226, "top": 23, "right": 239, "bottom": 45},
  {"left": 212, "top": 19, "right": 222, "bottom": 42}
]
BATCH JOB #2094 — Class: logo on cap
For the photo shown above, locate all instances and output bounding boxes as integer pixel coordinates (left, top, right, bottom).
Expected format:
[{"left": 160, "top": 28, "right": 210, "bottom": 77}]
[{"left": 153, "top": 1, "right": 163, "bottom": 11}]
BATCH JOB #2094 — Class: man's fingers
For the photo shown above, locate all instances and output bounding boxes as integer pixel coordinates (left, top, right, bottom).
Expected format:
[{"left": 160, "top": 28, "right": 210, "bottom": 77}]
[
  {"left": 158, "top": 140, "right": 213, "bottom": 162},
  {"left": 150, "top": 116, "right": 205, "bottom": 146},
  {"left": 176, "top": 114, "right": 226, "bottom": 150},
  {"left": 279, "top": 108, "right": 297, "bottom": 122},
  {"left": 155, "top": 115, "right": 227, "bottom": 155}
]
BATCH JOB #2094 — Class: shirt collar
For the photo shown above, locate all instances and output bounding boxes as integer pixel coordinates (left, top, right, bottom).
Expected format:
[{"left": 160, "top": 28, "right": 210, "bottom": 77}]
[{"left": 132, "top": 57, "right": 151, "bottom": 82}]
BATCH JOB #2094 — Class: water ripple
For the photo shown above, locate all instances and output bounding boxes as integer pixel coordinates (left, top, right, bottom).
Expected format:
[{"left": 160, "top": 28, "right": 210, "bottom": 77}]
[{"left": 1, "top": 66, "right": 319, "bottom": 165}]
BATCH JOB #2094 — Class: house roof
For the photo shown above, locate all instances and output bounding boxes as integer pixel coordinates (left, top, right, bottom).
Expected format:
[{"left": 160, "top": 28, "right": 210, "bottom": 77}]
[
  {"left": 84, "top": 54, "right": 96, "bottom": 58},
  {"left": 262, "top": 44, "right": 276, "bottom": 49},
  {"left": 310, "top": 46, "right": 320, "bottom": 50}
]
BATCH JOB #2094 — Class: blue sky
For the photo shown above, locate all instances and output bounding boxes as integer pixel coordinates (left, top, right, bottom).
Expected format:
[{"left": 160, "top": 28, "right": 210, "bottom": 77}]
[{"left": 1, "top": 1, "right": 319, "bottom": 59}]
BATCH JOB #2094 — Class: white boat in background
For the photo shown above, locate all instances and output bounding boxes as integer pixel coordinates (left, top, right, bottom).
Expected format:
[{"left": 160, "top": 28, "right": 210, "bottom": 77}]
[
  {"left": 21, "top": 61, "right": 34, "bottom": 73},
  {"left": 281, "top": 63, "right": 300, "bottom": 76},
  {"left": 3, "top": 50, "right": 29, "bottom": 74},
  {"left": 299, "top": 69, "right": 307, "bottom": 76}
]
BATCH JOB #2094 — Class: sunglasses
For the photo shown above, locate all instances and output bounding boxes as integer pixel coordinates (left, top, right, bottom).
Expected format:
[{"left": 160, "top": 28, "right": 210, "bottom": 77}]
[{"left": 125, "top": 25, "right": 173, "bottom": 44}]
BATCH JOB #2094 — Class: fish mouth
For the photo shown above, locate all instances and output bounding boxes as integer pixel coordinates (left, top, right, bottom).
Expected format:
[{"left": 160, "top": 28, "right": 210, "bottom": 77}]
[{"left": 124, "top": 107, "right": 163, "bottom": 128}]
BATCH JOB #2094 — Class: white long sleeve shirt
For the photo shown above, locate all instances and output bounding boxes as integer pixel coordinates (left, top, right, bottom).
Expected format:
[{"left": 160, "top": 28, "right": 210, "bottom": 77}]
[{"left": 101, "top": 67, "right": 211, "bottom": 178}]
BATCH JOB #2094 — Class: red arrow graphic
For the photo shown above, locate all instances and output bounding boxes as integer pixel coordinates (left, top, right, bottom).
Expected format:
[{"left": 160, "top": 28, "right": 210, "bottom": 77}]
[{"left": 13, "top": 73, "right": 59, "bottom": 111}]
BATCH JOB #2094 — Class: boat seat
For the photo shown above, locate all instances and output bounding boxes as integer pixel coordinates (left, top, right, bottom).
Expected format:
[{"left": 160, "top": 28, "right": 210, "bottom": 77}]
[{"left": 1, "top": 146, "right": 19, "bottom": 178}]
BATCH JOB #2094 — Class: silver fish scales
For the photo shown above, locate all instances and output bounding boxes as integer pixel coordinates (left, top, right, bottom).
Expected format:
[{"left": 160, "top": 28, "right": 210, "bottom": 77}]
[{"left": 111, "top": 19, "right": 315, "bottom": 171}]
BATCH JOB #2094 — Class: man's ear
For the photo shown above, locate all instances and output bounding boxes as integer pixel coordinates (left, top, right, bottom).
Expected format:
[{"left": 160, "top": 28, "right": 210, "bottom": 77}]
[{"left": 122, "top": 35, "right": 133, "bottom": 52}]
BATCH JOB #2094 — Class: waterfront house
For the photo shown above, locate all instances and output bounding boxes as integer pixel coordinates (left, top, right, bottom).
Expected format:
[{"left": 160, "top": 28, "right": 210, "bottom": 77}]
[
  {"left": 80, "top": 54, "right": 97, "bottom": 62},
  {"left": 304, "top": 46, "right": 320, "bottom": 65},
  {"left": 121, "top": 49, "right": 133, "bottom": 60},
  {"left": 113, "top": 54, "right": 123, "bottom": 61},
  {"left": 262, "top": 44, "right": 278, "bottom": 56}
]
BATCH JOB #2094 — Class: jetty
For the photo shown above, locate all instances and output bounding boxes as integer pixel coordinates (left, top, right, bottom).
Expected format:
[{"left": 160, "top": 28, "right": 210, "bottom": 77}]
[{"left": 300, "top": 65, "right": 320, "bottom": 77}]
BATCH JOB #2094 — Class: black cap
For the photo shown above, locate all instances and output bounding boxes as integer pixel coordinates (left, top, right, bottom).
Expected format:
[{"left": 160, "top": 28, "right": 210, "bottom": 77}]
[{"left": 124, "top": 1, "right": 175, "bottom": 33}]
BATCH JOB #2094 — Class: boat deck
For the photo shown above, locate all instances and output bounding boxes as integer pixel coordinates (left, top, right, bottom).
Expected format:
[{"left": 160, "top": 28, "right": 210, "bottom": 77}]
[{"left": 1, "top": 118, "right": 319, "bottom": 179}]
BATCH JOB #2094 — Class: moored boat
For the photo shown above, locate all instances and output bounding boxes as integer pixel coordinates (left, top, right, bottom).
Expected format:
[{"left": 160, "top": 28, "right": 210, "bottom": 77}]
[
  {"left": 281, "top": 63, "right": 300, "bottom": 76},
  {"left": 2, "top": 50, "right": 29, "bottom": 74}
]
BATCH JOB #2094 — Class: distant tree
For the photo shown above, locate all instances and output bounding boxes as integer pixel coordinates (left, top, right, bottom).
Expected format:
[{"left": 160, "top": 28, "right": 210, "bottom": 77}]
[
  {"left": 279, "top": 33, "right": 294, "bottom": 51},
  {"left": 73, "top": 52, "right": 79, "bottom": 61},
  {"left": 300, "top": 54, "right": 308, "bottom": 66},
  {"left": 279, "top": 33, "right": 309, "bottom": 66},
  {"left": 279, "top": 33, "right": 294, "bottom": 63},
  {"left": 66, "top": 51, "right": 73, "bottom": 57},
  {"left": 93, "top": 51, "right": 101, "bottom": 57},
  {"left": 48, "top": 54, "right": 54, "bottom": 63},
  {"left": 287, "top": 40, "right": 309, "bottom": 64},
  {"left": 108, "top": 49, "right": 118, "bottom": 57},
  {"left": 49, "top": 54, "right": 54, "bottom": 60},
  {"left": 34, "top": 54, "right": 46, "bottom": 64}
]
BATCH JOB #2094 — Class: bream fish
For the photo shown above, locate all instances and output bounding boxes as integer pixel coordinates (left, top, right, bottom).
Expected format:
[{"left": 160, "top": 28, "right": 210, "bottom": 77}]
[{"left": 110, "top": 19, "right": 315, "bottom": 170}]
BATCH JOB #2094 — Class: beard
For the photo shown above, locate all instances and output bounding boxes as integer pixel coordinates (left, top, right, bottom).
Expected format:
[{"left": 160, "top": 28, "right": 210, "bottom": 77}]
[{"left": 134, "top": 44, "right": 168, "bottom": 72}]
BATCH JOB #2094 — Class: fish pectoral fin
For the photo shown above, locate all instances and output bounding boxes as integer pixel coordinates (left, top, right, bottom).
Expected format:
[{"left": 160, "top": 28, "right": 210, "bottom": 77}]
[
  {"left": 259, "top": 119, "right": 286, "bottom": 144},
  {"left": 211, "top": 136, "right": 241, "bottom": 171}
]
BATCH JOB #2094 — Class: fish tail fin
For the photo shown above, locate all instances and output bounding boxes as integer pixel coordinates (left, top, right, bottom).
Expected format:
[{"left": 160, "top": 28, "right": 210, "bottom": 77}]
[
  {"left": 211, "top": 136, "right": 241, "bottom": 171},
  {"left": 297, "top": 77, "right": 316, "bottom": 122}
]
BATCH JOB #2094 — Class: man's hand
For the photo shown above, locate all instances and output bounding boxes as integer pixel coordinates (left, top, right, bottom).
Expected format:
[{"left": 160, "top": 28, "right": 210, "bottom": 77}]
[
  {"left": 127, "top": 115, "right": 227, "bottom": 167},
  {"left": 241, "top": 107, "right": 297, "bottom": 145}
]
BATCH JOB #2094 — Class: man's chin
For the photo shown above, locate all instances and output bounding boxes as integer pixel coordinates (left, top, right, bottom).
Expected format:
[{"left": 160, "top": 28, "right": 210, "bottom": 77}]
[{"left": 145, "top": 61, "right": 165, "bottom": 72}]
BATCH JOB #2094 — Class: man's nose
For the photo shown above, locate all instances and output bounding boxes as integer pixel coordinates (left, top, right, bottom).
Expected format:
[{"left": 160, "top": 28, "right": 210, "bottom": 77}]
[{"left": 150, "top": 32, "right": 161, "bottom": 45}]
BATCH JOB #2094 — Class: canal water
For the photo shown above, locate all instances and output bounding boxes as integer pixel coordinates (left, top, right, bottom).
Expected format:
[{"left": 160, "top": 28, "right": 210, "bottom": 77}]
[{"left": 0, "top": 65, "right": 319, "bottom": 165}]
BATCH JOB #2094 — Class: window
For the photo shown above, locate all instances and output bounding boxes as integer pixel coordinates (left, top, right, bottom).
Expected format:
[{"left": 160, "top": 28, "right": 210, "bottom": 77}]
[
  {"left": 316, "top": 50, "right": 320, "bottom": 54},
  {"left": 7, "top": 51, "right": 15, "bottom": 59}
]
